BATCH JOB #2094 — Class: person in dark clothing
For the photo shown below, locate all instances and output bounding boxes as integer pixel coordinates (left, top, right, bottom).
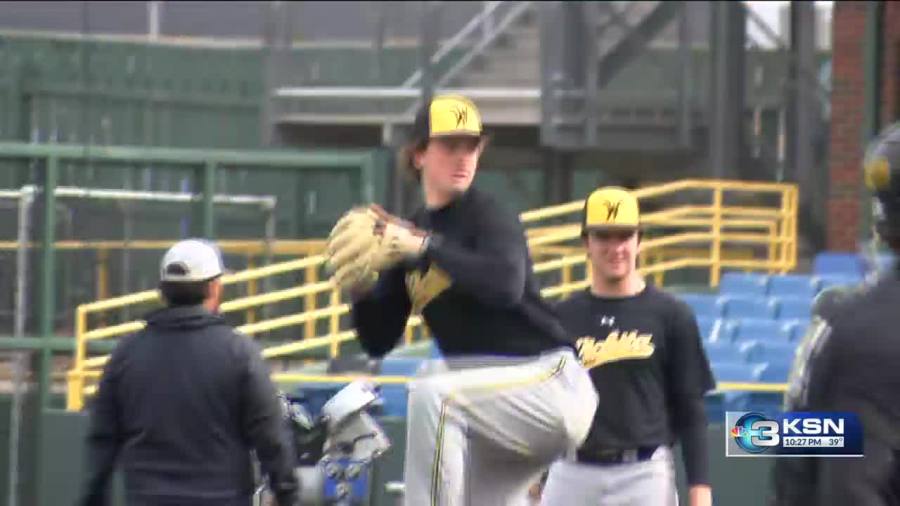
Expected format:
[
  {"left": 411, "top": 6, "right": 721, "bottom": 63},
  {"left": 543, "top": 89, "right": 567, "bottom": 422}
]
[
  {"left": 771, "top": 123, "right": 900, "bottom": 505},
  {"left": 327, "top": 95, "right": 598, "bottom": 506},
  {"left": 78, "top": 239, "right": 299, "bottom": 506},
  {"left": 540, "top": 186, "right": 714, "bottom": 506}
]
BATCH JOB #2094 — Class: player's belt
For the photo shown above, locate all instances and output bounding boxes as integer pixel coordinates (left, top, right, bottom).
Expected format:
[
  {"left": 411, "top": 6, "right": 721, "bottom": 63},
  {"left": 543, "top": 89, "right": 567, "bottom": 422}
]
[{"left": 576, "top": 446, "right": 658, "bottom": 466}]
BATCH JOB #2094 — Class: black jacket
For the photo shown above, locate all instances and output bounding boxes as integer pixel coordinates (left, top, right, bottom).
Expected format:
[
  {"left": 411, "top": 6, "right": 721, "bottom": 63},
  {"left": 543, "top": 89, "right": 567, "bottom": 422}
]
[
  {"left": 78, "top": 305, "right": 299, "bottom": 506},
  {"left": 771, "top": 272, "right": 900, "bottom": 505}
]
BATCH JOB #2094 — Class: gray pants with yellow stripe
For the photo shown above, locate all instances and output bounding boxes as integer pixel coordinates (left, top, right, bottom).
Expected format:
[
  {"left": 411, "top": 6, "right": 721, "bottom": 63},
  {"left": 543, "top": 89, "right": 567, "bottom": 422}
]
[{"left": 402, "top": 349, "right": 597, "bottom": 506}]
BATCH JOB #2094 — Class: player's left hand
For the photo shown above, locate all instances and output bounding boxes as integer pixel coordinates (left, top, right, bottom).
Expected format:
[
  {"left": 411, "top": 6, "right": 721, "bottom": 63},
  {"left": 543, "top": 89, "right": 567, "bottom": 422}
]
[
  {"left": 689, "top": 485, "right": 712, "bottom": 506},
  {"left": 368, "top": 204, "right": 430, "bottom": 269},
  {"left": 325, "top": 205, "right": 429, "bottom": 292}
]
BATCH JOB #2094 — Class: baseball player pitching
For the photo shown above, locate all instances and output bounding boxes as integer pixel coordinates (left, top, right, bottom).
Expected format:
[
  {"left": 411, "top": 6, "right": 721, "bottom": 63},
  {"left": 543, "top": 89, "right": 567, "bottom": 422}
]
[
  {"left": 325, "top": 94, "right": 597, "bottom": 506},
  {"left": 539, "top": 187, "right": 715, "bottom": 506}
]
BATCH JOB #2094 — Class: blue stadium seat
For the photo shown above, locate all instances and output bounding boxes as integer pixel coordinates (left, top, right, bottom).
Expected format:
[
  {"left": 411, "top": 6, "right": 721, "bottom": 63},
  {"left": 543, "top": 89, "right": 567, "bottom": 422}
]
[
  {"left": 379, "top": 357, "right": 424, "bottom": 376},
  {"left": 703, "top": 340, "right": 744, "bottom": 363},
  {"left": 768, "top": 274, "right": 817, "bottom": 299},
  {"left": 719, "top": 272, "right": 769, "bottom": 296},
  {"left": 704, "top": 394, "right": 726, "bottom": 423},
  {"left": 713, "top": 320, "right": 737, "bottom": 342},
  {"left": 679, "top": 294, "right": 722, "bottom": 318},
  {"left": 739, "top": 361, "right": 794, "bottom": 413},
  {"left": 731, "top": 319, "right": 789, "bottom": 342},
  {"left": 379, "top": 386, "right": 409, "bottom": 417},
  {"left": 739, "top": 340, "right": 798, "bottom": 365},
  {"left": 774, "top": 297, "right": 812, "bottom": 320},
  {"left": 813, "top": 252, "right": 864, "bottom": 278},
  {"left": 757, "top": 361, "right": 792, "bottom": 382},
  {"left": 721, "top": 296, "right": 777, "bottom": 319},
  {"left": 815, "top": 274, "right": 862, "bottom": 292},
  {"left": 711, "top": 361, "right": 761, "bottom": 382},
  {"left": 695, "top": 317, "right": 719, "bottom": 341},
  {"left": 779, "top": 319, "right": 811, "bottom": 341}
]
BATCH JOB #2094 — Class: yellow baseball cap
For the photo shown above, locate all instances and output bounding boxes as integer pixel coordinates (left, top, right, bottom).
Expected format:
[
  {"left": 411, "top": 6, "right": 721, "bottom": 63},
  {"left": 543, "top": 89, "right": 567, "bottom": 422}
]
[
  {"left": 412, "top": 94, "right": 484, "bottom": 140},
  {"left": 582, "top": 186, "right": 641, "bottom": 233}
]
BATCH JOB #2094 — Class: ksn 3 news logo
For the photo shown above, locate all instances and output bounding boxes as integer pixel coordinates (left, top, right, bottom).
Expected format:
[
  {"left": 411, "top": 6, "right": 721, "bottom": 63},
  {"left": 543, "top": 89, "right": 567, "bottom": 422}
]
[{"left": 726, "top": 412, "right": 864, "bottom": 457}]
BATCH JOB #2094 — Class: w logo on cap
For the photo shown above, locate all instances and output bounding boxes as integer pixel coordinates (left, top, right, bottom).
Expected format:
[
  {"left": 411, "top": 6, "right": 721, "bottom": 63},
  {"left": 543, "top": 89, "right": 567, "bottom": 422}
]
[
  {"left": 583, "top": 186, "right": 640, "bottom": 230},
  {"left": 452, "top": 106, "right": 468, "bottom": 128},
  {"left": 603, "top": 200, "right": 621, "bottom": 221}
]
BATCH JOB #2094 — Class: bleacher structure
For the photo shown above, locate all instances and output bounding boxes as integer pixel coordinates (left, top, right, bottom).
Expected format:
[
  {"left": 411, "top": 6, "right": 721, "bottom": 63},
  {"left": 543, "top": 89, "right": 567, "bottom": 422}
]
[
  {"left": 684, "top": 260, "right": 870, "bottom": 418},
  {"left": 67, "top": 179, "right": 816, "bottom": 423}
]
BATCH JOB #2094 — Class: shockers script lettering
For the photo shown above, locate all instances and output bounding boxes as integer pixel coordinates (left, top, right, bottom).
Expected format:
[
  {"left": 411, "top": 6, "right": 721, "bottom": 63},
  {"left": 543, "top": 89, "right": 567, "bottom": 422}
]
[{"left": 575, "top": 330, "right": 655, "bottom": 369}]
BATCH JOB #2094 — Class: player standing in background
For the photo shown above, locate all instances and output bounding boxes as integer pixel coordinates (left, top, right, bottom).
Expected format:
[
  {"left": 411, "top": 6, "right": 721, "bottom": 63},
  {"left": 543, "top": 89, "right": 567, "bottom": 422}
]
[
  {"left": 326, "top": 94, "right": 598, "bottom": 506},
  {"left": 539, "top": 187, "right": 715, "bottom": 506},
  {"left": 771, "top": 124, "right": 900, "bottom": 505}
]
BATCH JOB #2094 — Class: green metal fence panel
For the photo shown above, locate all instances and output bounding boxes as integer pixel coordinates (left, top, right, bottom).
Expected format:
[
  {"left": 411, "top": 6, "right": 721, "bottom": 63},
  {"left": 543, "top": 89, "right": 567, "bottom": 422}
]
[
  {"left": 473, "top": 168, "right": 546, "bottom": 215},
  {"left": 0, "top": 141, "right": 388, "bottom": 340},
  {"left": 571, "top": 168, "right": 613, "bottom": 200},
  {"left": 0, "top": 33, "right": 467, "bottom": 151}
]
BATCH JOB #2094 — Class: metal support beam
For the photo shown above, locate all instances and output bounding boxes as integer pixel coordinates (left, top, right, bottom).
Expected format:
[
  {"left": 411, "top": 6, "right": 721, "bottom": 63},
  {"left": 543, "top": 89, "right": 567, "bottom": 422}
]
[
  {"left": 785, "top": 1, "right": 824, "bottom": 247},
  {"left": 787, "top": 1, "right": 817, "bottom": 190},
  {"left": 863, "top": 2, "right": 883, "bottom": 142},
  {"left": 371, "top": 2, "right": 387, "bottom": 84},
  {"left": 708, "top": 2, "right": 745, "bottom": 179},
  {"left": 676, "top": 3, "right": 692, "bottom": 149},
  {"left": 539, "top": 1, "right": 591, "bottom": 149},
  {"left": 861, "top": 1, "right": 884, "bottom": 241},
  {"left": 196, "top": 161, "right": 217, "bottom": 238},
  {"left": 261, "top": 1, "right": 294, "bottom": 146},
  {"left": 595, "top": 2, "right": 684, "bottom": 89},
  {"left": 543, "top": 150, "right": 572, "bottom": 205},
  {"left": 8, "top": 186, "right": 33, "bottom": 506},
  {"left": 39, "top": 158, "right": 58, "bottom": 405},
  {"left": 33, "top": 156, "right": 58, "bottom": 506},
  {"left": 418, "top": 2, "right": 440, "bottom": 105}
]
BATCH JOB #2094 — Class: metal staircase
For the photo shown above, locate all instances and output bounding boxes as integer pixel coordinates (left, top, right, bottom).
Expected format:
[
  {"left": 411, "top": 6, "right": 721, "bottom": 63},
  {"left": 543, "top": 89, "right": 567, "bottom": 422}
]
[{"left": 270, "top": 1, "right": 697, "bottom": 150}]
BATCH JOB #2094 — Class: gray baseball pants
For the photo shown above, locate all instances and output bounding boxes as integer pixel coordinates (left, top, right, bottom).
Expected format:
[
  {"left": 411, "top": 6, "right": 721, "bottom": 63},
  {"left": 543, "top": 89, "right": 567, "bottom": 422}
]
[
  {"left": 540, "top": 446, "right": 679, "bottom": 506},
  {"left": 402, "top": 348, "right": 597, "bottom": 506}
]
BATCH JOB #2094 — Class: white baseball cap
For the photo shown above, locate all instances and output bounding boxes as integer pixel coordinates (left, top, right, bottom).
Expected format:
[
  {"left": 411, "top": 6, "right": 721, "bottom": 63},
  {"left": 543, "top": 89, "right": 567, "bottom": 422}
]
[{"left": 160, "top": 239, "right": 226, "bottom": 282}]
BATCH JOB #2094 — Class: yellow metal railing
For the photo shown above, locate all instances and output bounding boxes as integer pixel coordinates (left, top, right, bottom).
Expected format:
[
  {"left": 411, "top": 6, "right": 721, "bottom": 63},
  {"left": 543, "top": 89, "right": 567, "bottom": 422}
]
[{"left": 66, "top": 179, "right": 797, "bottom": 410}]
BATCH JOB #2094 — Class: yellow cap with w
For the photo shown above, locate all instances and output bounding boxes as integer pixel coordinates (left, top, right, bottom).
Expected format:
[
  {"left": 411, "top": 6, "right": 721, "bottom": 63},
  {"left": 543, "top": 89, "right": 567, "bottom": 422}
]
[{"left": 582, "top": 186, "right": 641, "bottom": 232}]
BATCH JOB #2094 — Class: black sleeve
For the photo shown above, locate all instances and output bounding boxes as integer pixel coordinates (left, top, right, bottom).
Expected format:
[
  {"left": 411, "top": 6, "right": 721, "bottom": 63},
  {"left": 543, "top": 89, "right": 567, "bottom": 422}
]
[
  {"left": 665, "top": 301, "right": 715, "bottom": 486},
  {"left": 78, "top": 341, "right": 127, "bottom": 506},
  {"left": 552, "top": 298, "right": 582, "bottom": 339},
  {"left": 424, "top": 201, "right": 527, "bottom": 307},
  {"left": 351, "top": 265, "right": 411, "bottom": 357},
  {"left": 240, "top": 339, "right": 300, "bottom": 506}
]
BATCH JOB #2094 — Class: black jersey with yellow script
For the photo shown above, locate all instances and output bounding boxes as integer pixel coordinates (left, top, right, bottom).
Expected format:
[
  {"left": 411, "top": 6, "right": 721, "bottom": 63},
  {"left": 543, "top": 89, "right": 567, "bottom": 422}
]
[
  {"left": 351, "top": 186, "right": 571, "bottom": 357},
  {"left": 556, "top": 285, "right": 715, "bottom": 485}
]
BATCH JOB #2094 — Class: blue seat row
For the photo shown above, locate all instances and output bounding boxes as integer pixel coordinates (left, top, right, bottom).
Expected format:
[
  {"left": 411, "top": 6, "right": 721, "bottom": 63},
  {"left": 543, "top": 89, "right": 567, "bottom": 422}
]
[
  {"left": 682, "top": 293, "right": 814, "bottom": 320},
  {"left": 718, "top": 272, "right": 861, "bottom": 298},
  {"left": 704, "top": 339, "right": 798, "bottom": 367},
  {"left": 697, "top": 317, "right": 809, "bottom": 343},
  {"left": 813, "top": 251, "right": 894, "bottom": 277}
]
